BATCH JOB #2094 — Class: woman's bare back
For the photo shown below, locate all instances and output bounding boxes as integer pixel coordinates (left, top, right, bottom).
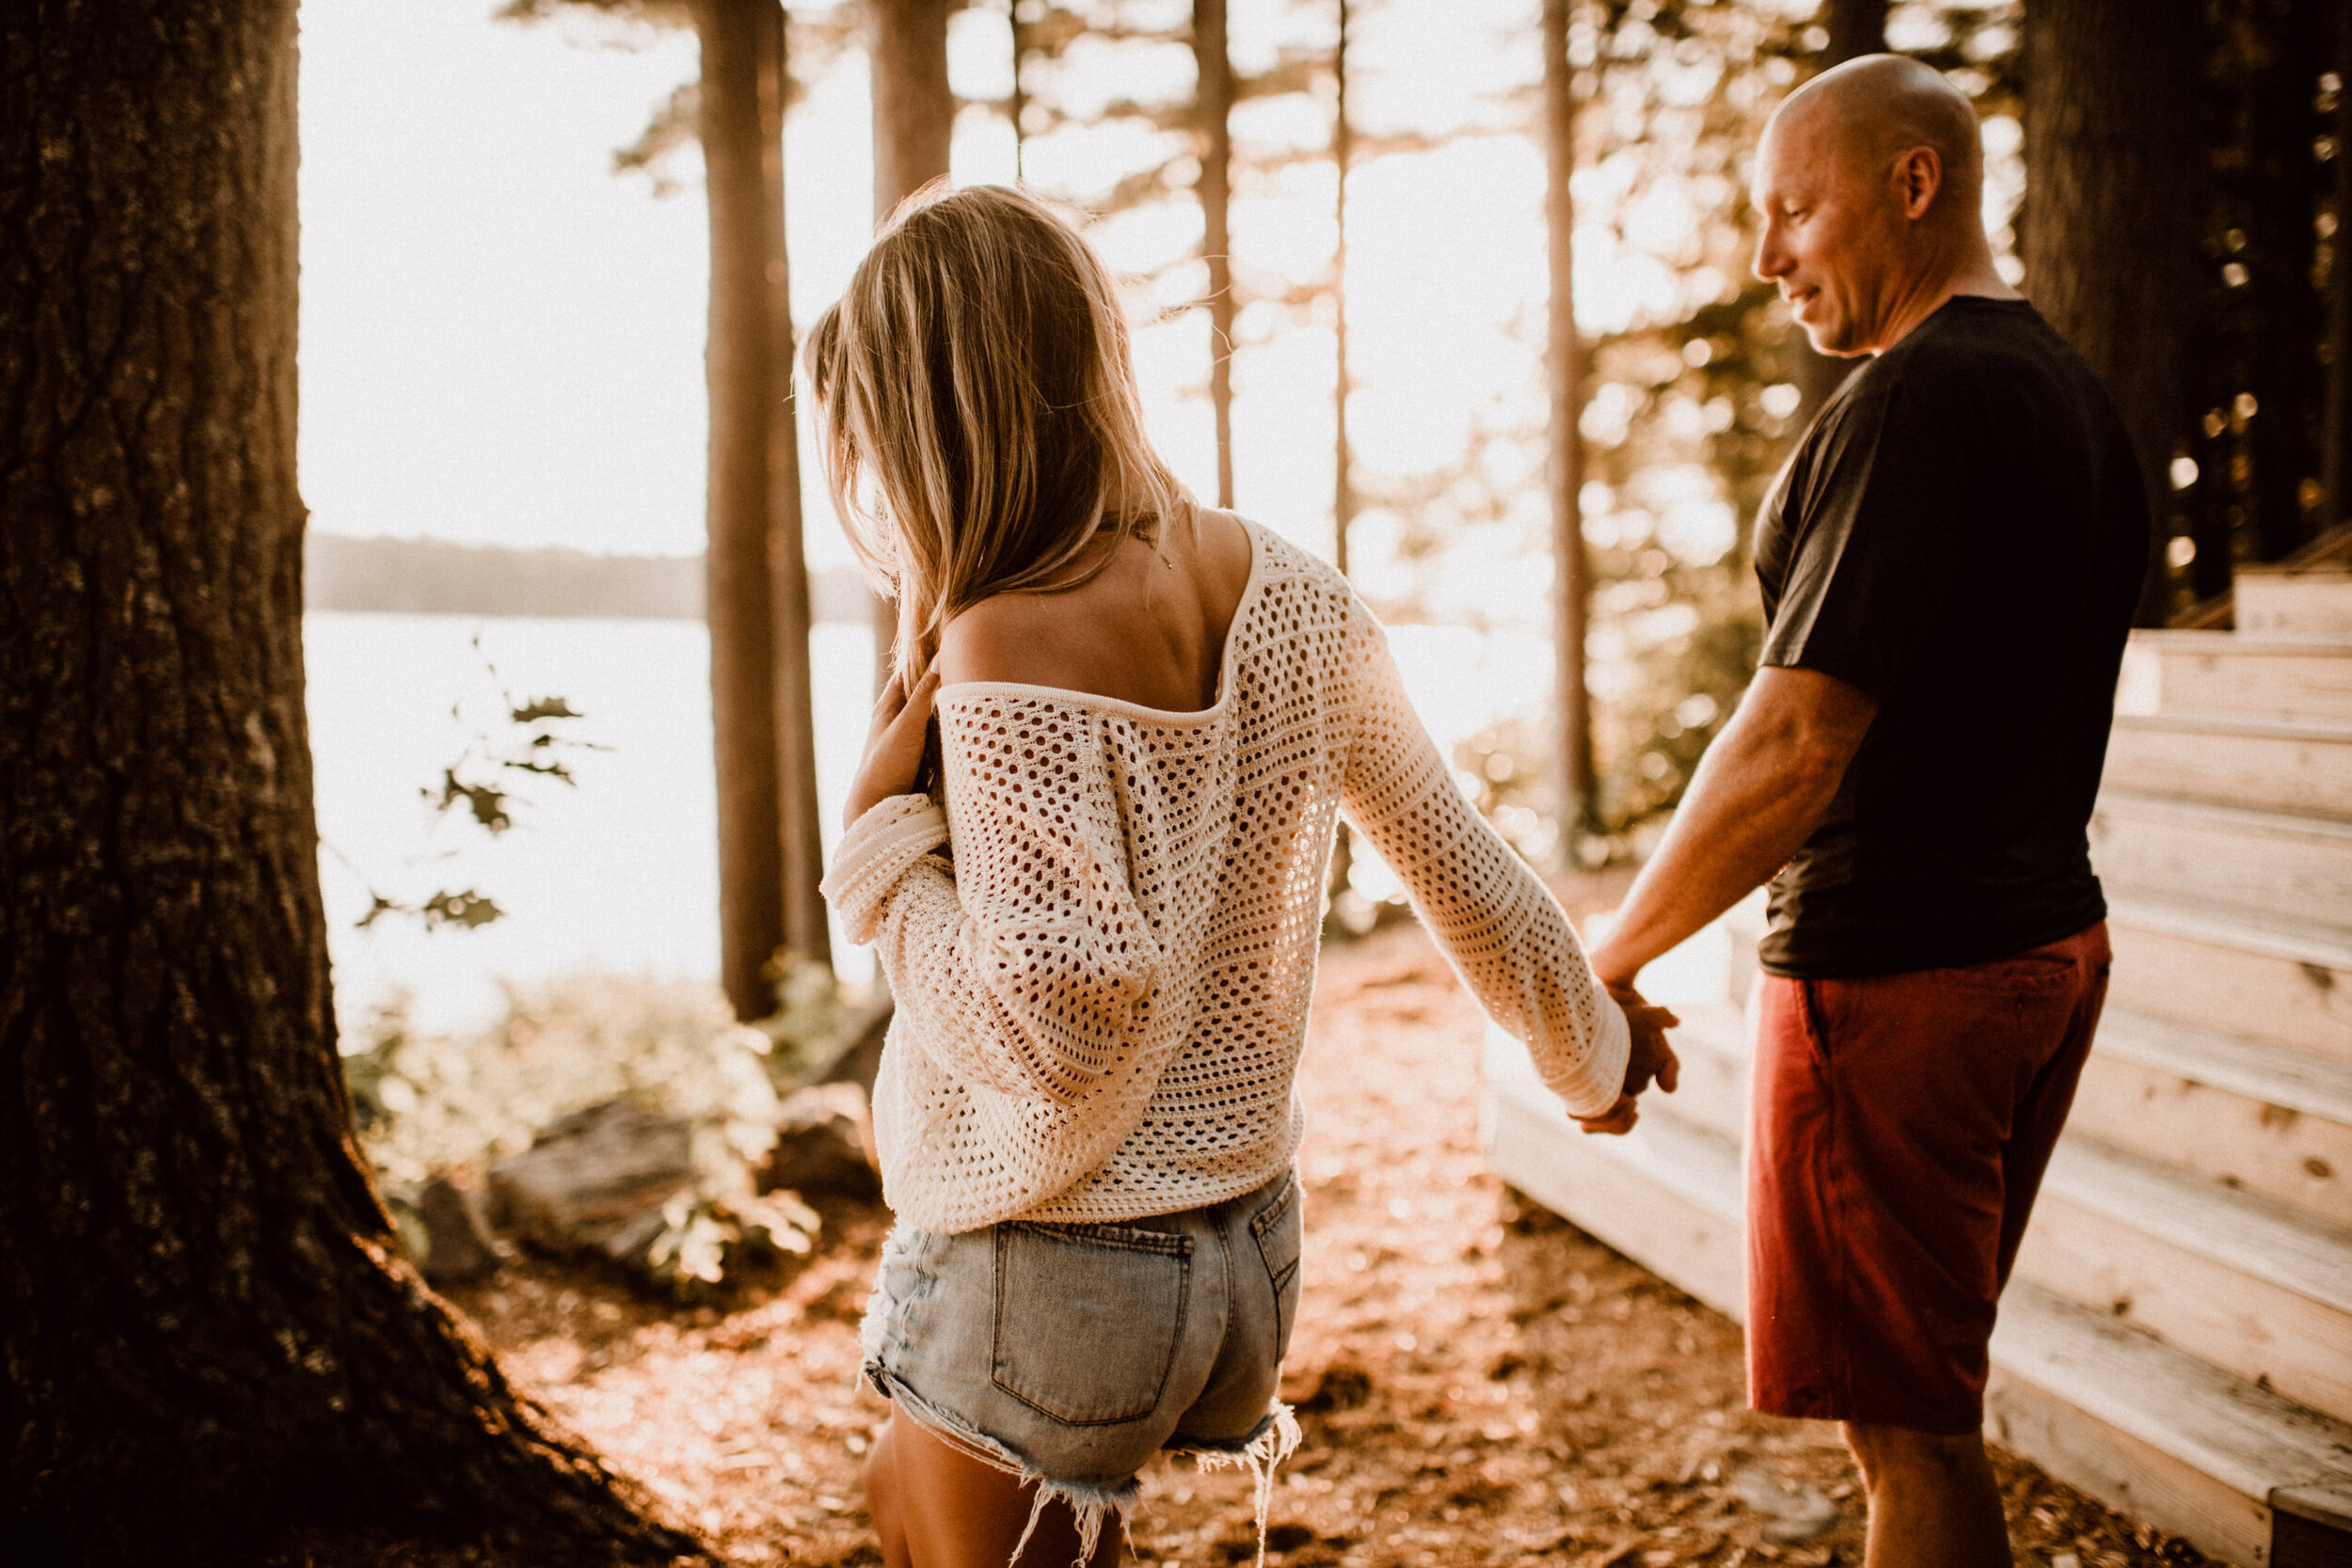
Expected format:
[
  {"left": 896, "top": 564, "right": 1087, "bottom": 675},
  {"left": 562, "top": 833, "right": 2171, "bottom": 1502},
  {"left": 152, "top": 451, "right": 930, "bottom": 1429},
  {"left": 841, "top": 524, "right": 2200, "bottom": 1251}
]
[{"left": 935, "top": 508, "right": 1255, "bottom": 712}]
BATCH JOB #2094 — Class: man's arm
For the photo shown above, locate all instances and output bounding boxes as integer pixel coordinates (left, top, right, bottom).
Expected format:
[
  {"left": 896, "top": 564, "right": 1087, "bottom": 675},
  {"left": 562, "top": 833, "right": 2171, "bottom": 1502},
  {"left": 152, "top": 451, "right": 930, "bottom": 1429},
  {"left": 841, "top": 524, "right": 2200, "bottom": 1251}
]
[{"left": 1586, "top": 665, "right": 1879, "bottom": 989}]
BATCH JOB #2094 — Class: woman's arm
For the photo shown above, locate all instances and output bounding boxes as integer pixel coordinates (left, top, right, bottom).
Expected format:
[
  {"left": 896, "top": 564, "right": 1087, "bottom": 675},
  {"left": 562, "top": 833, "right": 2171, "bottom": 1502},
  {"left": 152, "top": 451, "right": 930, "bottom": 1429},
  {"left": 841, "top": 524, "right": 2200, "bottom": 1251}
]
[
  {"left": 823, "top": 700, "right": 1161, "bottom": 1106},
  {"left": 1335, "top": 611, "right": 1634, "bottom": 1119}
]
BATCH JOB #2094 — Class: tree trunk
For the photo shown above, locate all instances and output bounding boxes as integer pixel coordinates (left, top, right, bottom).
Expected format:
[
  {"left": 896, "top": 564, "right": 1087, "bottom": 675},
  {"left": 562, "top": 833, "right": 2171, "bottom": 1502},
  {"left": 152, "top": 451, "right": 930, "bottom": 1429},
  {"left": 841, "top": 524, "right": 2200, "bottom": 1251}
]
[
  {"left": 1196, "top": 0, "right": 1238, "bottom": 510},
  {"left": 866, "top": 0, "right": 956, "bottom": 688},
  {"left": 1328, "top": 0, "right": 1357, "bottom": 903},
  {"left": 760, "top": 7, "right": 833, "bottom": 972},
  {"left": 701, "top": 0, "right": 793, "bottom": 1016},
  {"left": 1789, "top": 0, "right": 1887, "bottom": 426},
  {"left": 1543, "top": 0, "right": 1597, "bottom": 839},
  {"left": 2325, "top": 4, "right": 2352, "bottom": 534},
  {"left": 2023, "top": 0, "right": 2204, "bottom": 625},
  {"left": 0, "top": 5, "right": 696, "bottom": 1562}
]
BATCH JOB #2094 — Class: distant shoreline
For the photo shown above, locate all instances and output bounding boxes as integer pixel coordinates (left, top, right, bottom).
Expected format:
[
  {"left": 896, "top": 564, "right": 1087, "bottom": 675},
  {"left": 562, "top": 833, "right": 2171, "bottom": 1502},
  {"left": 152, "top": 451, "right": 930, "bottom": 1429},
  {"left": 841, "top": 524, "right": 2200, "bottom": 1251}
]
[{"left": 305, "top": 532, "right": 872, "bottom": 624}]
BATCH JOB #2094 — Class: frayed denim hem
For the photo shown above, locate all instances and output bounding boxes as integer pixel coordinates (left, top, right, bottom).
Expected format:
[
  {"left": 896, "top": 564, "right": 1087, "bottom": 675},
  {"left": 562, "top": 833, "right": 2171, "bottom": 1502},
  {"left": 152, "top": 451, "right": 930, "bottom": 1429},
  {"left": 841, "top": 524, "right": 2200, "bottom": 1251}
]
[
  {"left": 1173, "top": 1403, "right": 1302, "bottom": 1568},
  {"left": 863, "top": 1354, "right": 1299, "bottom": 1568},
  {"left": 864, "top": 1357, "right": 1141, "bottom": 1567}
]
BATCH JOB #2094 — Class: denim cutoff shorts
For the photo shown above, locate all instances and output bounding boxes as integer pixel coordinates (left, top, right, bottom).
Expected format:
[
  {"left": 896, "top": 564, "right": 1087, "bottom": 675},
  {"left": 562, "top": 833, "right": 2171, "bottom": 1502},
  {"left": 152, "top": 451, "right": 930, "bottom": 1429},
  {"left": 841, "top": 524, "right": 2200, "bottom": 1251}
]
[{"left": 860, "top": 1168, "right": 1305, "bottom": 1554}]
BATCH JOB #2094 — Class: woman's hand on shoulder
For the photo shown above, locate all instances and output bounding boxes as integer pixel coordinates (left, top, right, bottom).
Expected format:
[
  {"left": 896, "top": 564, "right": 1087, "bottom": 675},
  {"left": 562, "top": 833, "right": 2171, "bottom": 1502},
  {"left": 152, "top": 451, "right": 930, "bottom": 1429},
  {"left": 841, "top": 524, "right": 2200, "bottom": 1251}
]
[{"left": 844, "top": 667, "right": 942, "bottom": 829}]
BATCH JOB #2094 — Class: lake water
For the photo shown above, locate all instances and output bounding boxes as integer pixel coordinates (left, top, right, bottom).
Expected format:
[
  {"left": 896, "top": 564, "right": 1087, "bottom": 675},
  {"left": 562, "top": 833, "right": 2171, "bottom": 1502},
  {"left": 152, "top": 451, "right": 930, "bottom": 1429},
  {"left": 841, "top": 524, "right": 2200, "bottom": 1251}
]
[{"left": 306, "top": 611, "right": 1553, "bottom": 1032}]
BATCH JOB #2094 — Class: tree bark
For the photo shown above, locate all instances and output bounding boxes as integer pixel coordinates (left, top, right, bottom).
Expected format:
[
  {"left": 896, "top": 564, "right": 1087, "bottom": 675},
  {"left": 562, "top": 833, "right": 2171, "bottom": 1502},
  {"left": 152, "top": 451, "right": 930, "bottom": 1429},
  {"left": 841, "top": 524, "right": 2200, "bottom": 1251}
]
[
  {"left": 1543, "top": 0, "right": 1597, "bottom": 838},
  {"left": 1789, "top": 0, "right": 1887, "bottom": 427},
  {"left": 2023, "top": 0, "right": 2204, "bottom": 625},
  {"left": 760, "top": 7, "right": 833, "bottom": 972},
  {"left": 701, "top": 0, "right": 794, "bottom": 1016},
  {"left": 0, "top": 4, "right": 696, "bottom": 1561},
  {"left": 1196, "top": 0, "right": 1238, "bottom": 510},
  {"left": 866, "top": 0, "right": 956, "bottom": 688}
]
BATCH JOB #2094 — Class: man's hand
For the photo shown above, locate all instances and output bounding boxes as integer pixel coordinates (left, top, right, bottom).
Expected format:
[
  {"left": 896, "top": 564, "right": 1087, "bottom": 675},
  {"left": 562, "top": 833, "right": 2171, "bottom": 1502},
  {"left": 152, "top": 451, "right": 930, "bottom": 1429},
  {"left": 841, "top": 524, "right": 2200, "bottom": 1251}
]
[{"left": 1575, "top": 984, "right": 1681, "bottom": 1137}]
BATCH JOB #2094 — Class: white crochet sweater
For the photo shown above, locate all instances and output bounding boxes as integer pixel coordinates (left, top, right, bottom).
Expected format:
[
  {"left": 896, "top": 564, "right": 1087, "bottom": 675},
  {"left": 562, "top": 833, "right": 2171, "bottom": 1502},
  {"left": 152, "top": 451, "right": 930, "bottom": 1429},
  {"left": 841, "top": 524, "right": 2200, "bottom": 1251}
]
[{"left": 821, "top": 520, "right": 1630, "bottom": 1233}]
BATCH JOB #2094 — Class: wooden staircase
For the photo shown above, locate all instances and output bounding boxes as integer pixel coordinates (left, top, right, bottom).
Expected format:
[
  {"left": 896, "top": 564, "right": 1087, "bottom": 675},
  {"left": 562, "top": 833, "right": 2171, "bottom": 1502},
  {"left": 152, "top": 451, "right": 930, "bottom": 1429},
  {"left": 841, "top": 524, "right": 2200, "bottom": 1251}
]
[{"left": 1484, "top": 566, "right": 2352, "bottom": 1566}]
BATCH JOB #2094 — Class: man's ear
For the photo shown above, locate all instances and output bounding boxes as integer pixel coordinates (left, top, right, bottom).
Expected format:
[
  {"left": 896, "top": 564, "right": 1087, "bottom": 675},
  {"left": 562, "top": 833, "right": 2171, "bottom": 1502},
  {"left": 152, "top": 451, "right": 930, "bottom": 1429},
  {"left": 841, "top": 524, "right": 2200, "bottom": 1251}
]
[{"left": 1896, "top": 145, "right": 1944, "bottom": 221}]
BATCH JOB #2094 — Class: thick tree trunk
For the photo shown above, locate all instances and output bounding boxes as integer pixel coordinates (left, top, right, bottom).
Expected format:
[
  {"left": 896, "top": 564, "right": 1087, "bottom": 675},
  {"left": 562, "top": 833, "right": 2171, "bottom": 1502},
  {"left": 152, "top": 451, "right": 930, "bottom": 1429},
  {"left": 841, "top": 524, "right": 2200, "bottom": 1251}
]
[
  {"left": 0, "top": 5, "right": 695, "bottom": 1562},
  {"left": 866, "top": 0, "right": 956, "bottom": 689},
  {"left": 1543, "top": 0, "right": 1597, "bottom": 838},
  {"left": 759, "top": 7, "right": 833, "bottom": 972},
  {"left": 1196, "top": 0, "right": 1238, "bottom": 510},
  {"left": 2023, "top": 0, "right": 2204, "bottom": 625},
  {"left": 1790, "top": 0, "right": 1887, "bottom": 426},
  {"left": 701, "top": 0, "right": 793, "bottom": 1016}
]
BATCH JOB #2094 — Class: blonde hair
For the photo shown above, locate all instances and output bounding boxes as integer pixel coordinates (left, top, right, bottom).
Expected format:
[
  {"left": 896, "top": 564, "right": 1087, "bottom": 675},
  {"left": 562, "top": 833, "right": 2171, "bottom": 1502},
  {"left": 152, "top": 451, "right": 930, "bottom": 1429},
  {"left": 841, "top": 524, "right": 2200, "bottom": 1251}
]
[{"left": 803, "top": 183, "right": 1192, "bottom": 689}]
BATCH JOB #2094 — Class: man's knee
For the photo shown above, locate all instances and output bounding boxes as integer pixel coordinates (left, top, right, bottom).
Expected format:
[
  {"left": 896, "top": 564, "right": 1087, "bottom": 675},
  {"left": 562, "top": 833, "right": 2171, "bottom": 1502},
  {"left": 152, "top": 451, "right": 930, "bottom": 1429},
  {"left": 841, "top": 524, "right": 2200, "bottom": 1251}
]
[{"left": 1843, "top": 1419, "right": 1989, "bottom": 1486}]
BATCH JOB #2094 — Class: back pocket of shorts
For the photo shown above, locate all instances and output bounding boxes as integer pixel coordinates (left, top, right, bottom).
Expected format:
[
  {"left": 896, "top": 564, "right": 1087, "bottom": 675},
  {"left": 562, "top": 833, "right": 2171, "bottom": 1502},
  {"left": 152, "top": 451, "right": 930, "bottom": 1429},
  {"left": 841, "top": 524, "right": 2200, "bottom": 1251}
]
[
  {"left": 993, "top": 1222, "right": 1192, "bottom": 1426},
  {"left": 1250, "top": 1176, "right": 1303, "bottom": 1357}
]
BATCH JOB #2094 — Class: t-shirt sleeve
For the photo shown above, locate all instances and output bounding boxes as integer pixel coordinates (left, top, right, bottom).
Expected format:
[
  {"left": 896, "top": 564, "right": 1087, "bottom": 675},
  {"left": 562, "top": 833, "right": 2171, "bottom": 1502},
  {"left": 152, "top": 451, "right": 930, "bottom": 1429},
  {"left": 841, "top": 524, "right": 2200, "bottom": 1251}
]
[{"left": 1758, "top": 373, "right": 1972, "bottom": 701}]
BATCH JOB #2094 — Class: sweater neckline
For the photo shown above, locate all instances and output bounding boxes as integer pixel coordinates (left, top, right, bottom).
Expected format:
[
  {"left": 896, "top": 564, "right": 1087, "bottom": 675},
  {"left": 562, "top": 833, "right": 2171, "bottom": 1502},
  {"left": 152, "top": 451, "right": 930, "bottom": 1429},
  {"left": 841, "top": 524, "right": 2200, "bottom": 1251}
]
[{"left": 935, "top": 514, "right": 1269, "bottom": 727}]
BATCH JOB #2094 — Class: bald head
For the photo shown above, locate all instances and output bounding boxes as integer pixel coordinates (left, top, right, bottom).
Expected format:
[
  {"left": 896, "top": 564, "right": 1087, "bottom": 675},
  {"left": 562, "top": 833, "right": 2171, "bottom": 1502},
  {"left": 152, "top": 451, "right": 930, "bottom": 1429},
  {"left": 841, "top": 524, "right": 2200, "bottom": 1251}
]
[
  {"left": 1751, "top": 54, "right": 2010, "bottom": 356},
  {"left": 1769, "top": 54, "right": 1985, "bottom": 226}
]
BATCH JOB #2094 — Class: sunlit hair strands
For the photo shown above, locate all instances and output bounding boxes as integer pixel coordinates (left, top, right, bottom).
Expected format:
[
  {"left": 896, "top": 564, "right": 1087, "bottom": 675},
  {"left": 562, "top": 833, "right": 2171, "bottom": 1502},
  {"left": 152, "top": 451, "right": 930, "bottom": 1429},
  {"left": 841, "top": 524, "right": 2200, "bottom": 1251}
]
[{"left": 803, "top": 182, "right": 1193, "bottom": 690}]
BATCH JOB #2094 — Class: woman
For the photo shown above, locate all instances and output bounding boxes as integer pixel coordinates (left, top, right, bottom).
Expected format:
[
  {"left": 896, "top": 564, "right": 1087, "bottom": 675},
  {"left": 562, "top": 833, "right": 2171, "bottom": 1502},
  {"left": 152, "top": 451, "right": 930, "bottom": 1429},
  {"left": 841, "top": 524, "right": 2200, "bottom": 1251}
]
[{"left": 808, "top": 184, "right": 1674, "bottom": 1568}]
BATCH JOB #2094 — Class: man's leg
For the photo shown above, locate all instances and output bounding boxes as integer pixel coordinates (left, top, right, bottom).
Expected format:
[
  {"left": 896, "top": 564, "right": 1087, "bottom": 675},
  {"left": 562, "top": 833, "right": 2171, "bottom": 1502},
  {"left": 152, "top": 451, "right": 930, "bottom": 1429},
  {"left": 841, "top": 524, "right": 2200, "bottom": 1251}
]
[{"left": 1843, "top": 1422, "right": 2010, "bottom": 1568}]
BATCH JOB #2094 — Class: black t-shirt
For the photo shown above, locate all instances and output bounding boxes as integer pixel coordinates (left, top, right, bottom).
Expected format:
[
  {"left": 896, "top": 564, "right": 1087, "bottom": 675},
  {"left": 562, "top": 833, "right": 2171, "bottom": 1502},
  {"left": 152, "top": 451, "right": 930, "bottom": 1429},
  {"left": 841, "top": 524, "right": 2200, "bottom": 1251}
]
[{"left": 1751, "top": 295, "right": 2148, "bottom": 978}]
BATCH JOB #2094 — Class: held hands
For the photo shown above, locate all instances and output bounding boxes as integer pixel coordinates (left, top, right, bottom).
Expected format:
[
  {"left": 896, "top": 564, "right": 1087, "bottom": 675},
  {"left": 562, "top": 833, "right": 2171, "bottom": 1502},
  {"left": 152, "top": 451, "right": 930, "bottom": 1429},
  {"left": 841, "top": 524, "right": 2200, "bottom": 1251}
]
[
  {"left": 1573, "top": 982, "right": 1681, "bottom": 1137},
  {"left": 844, "top": 667, "right": 943, "bottom": 830}
]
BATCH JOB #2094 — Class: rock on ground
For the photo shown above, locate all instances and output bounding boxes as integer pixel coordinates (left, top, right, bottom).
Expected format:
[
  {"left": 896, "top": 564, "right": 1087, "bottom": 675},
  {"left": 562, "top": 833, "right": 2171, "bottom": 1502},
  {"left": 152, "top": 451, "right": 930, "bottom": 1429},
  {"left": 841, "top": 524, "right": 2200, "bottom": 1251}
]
[
  {"left": 486, "top": 1099, "right": 694, "bottom": 1265},
  {"left": 761, "top": 1084, "right": 882, "bottom": 1203}
]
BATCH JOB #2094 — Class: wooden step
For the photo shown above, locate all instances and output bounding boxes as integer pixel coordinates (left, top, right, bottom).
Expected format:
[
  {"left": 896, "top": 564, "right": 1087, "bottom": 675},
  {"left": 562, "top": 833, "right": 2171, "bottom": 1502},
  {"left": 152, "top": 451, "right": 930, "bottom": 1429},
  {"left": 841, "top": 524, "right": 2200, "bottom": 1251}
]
[
  {"left": 1648, "top": 1002, "right": 1749, "bottom": 1146},
  {"left": 1486, "top": 1021, "right": 2352, "bottom": 1565},
  {"left": 2120, "top": 631, "right": 2352, "bottom": 723},
  {"left": 1483, "top": 1023, "right": 1745, "bottom": 1320},
  {"left": 2236, "top": 569, "right": 2352, "bottom": 647},
  {"left": 2104, "top": 712, "right": 2352, "bottom": 822},
  {"left": 1987, "top": 1284, "right": 2352, "bottom": 1568},
  {"left": 2108, "top": 897, "right": 2352, "bottom": 1064},
  {"left": 2018, "top": 1139, "right": 2352, "bottom": 1425},
  {"left": 2091, "top": 794, "right": 2352, "bottom": 938},
  {"left": 2069, "top": 1011, "right": 2352, "bottom": 1228}
]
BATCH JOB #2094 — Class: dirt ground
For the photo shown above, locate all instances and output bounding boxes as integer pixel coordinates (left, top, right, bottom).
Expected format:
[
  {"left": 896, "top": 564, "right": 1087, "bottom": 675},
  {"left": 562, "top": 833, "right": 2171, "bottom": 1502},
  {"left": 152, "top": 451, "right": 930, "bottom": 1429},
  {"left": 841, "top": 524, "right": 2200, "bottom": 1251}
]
[{"left": 411, "top": 921, "right": 2211, "bottom": 1568}]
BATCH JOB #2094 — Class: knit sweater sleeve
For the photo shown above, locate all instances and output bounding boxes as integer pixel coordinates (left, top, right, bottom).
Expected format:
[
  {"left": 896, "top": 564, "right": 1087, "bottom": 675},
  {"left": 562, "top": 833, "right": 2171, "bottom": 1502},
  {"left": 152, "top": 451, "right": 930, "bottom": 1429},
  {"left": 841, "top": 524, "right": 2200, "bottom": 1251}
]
[
  {"left": 1335, "top": 609, "right": 1630, "bottom": 1118},
  {"left": 820, "top": 698, "right": 1161, "bottom": 1107}
]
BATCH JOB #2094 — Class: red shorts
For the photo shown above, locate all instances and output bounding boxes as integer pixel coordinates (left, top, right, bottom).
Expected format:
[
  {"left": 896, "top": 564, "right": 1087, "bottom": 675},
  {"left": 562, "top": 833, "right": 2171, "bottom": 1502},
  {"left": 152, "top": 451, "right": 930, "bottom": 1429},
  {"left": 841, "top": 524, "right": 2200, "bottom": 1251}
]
[{"left": 1745, "top": 923, "right": 2111, "bottom": 1433}]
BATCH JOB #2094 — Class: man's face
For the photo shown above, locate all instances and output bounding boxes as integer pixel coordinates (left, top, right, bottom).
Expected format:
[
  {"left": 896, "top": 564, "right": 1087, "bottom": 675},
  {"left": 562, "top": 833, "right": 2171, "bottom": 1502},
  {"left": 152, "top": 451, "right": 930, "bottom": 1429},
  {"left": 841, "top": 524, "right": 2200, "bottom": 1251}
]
[{"left": 1751, "top": 113, "right": 1904, "bottom": 357}]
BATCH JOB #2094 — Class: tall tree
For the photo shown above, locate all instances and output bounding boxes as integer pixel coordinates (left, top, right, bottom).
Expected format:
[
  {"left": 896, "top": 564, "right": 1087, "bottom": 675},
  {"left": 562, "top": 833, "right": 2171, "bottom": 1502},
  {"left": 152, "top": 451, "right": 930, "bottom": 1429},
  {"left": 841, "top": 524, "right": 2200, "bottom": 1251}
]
[
  {"left": 2023, "top": 0, "right": 2203, "bottom": 623},
  {"left": 1542, "top": 0, "right": 1597, "bottom": 840},
  {"left": 1328, "top": 0, "right": 1359, "bottom": 903},
  {"left": 703, "top": 0, "right": 833, "bottom": 978},
  {"left": 1789, "top": 0, "right": 1887, "bottom": 425},
  {"left": 1196, "top": 0, "right": 1239, "bottom": 509},
  {"left": 701, "top": 0, "right": 814, "bottom": 1011},
  {"left": 866, "top": 0, "right": 957, "bottom": 688},
  {"left": 508, "top": 0, "right": 836, "bottom": 1004},
  {"left": 0, "top": 2, "right": 693, "bottom": 1560}
]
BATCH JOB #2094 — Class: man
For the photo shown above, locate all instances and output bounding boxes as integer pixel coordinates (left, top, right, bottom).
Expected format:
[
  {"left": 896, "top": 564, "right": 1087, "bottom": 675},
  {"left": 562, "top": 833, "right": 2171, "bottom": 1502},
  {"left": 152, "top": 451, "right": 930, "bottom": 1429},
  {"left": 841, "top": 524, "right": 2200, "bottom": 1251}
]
[{"left": 1581, "top": 55, "right": 2150, "bottom": 1568}]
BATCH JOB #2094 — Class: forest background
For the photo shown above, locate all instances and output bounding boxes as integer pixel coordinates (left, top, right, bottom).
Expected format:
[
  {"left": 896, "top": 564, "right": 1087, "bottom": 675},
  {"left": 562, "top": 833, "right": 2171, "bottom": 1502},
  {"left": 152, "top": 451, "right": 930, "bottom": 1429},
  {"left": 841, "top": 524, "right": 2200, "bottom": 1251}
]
[{"left": 7, "top": 0, "right": 2351, "bottom": 1560}]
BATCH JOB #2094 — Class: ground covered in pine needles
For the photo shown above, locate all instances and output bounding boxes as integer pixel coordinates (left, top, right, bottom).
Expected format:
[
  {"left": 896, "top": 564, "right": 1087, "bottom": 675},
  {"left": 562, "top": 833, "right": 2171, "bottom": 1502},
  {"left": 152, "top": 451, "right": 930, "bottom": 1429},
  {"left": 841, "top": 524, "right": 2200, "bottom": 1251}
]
[{"left": 315, "top": 920, "right": 2211, "bottom": 1568}]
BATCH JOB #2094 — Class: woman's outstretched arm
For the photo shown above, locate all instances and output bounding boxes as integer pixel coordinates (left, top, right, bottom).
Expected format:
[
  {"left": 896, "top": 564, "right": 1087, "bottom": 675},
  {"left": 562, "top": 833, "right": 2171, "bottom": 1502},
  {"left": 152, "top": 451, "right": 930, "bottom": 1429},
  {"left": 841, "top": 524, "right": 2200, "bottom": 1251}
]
[{"left": 1335, "top": 608, "right": 1635, "bottom": 1120}]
